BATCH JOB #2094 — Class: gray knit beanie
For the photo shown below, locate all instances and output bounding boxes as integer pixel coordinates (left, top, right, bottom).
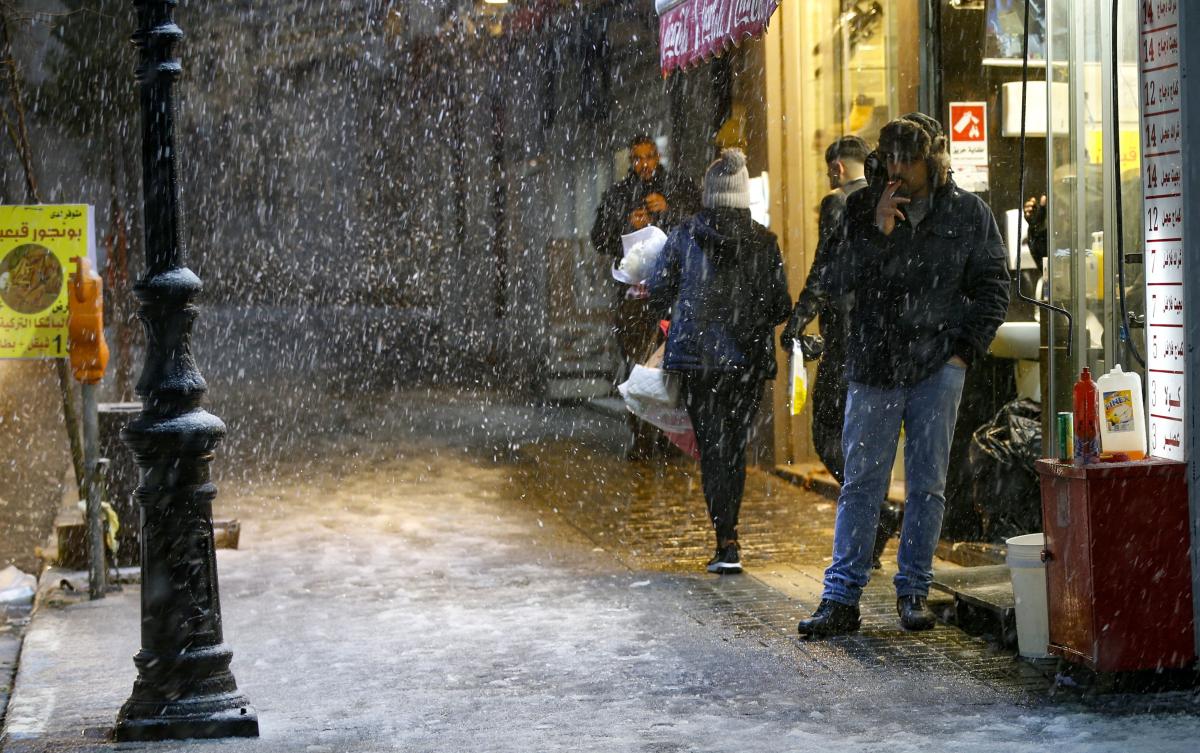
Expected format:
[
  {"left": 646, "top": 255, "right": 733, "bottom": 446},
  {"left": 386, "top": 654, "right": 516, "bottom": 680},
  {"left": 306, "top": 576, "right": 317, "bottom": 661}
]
[{"left": 702, "top": 148, "right": 750, "bottom": 209}]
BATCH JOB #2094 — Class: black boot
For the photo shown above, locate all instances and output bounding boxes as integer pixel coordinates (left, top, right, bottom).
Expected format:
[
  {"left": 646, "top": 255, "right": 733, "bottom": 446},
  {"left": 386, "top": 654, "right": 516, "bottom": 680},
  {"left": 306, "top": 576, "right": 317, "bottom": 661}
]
[
  {"left": 797, "top": 599, "right": 861, "bottom": 637},
  {"left": 871, "top": 501, "right": 902, "bottom": 569},
  {"left": 897, "top": 595, "right": 936, "bottom": 631}
]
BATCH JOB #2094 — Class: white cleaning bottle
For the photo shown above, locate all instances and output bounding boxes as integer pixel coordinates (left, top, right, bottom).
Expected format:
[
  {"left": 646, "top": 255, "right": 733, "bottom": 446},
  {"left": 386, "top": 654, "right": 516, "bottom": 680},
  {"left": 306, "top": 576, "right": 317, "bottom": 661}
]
[{"left": 1096, "top": 364, "right": 1146, "bottom": 459}]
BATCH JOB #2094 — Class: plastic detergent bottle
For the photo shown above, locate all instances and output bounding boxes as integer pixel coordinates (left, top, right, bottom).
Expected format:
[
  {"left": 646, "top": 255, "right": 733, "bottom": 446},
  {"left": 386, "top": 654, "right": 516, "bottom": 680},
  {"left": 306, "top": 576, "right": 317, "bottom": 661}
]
[
  {"left": 1072, "top": 367, "right": 1100, "bottom": 464},
  {"left": 1096, "top": 364, "right": 1146, "bottom": 460},
  {"left": 1087, "top": 231, "right": 1105, "bottom": 301}
]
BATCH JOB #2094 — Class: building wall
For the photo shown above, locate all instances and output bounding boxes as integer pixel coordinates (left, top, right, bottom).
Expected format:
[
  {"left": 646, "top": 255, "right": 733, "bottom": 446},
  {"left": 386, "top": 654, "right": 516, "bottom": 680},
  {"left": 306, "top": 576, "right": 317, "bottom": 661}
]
[
  {"left": 1, "top": 1, "right": 104, "bottom": 571},
  {"left": 1178, "top": 0, "right": 1200, "bottom": 656},
  {"left": 0, "top": 362, "right": 70, "bottom": 572},
  {"left": 169, "top": 1, "right": 719, "bottom": 394}
]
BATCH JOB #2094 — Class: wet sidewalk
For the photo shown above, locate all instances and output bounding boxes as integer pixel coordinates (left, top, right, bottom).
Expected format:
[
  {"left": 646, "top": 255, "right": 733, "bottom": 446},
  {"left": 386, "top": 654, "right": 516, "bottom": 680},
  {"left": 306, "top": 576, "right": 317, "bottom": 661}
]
[
  {"left": 3, "top": 392, "right": 1199, "bottom": 752},
  {"left": 509, "top": 434, "right": 1048, "bottom": 694}
]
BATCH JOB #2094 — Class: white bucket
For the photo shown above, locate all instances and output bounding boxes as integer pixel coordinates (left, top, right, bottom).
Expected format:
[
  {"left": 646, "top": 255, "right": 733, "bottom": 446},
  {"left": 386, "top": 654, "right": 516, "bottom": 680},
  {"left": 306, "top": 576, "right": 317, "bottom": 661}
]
[{"left": 1006, "top": 533, "right": 1050, "bottom": 658}]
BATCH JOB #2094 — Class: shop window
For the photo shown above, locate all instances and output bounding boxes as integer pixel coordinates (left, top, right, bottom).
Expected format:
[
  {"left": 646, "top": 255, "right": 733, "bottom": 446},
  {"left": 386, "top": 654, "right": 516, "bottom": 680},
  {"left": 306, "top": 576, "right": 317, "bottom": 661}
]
[
  {"left": 816, "top": 1, "right": 915, "bottom": 144},
  {"left": 800, "top": 0, "right": 920, "bottom": 246},
  {"left": 780, "top": 0, "right": 920, "bottom": 466},
  {"left": 1044, "top": 0, "right": 1145, "bottom": 425}
]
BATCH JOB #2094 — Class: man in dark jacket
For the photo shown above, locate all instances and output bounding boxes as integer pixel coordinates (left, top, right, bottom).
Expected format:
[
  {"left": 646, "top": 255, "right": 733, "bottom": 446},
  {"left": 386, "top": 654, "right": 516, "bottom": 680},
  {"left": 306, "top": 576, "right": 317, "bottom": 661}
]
[
  {"left": 647, "top": 148, "right": 791, "bottom": 574},
  {"left": 798, "top": 114, "right": 1009, "bottom": 636},
  {"left": 780, "top": 135, "right": 870, "bottom": 482},
  {"left": 591, "top": 136, "right": 701, "bottom": 460},
  {"left": 591, "top": 136, "right": 701, "bottom": 258}
]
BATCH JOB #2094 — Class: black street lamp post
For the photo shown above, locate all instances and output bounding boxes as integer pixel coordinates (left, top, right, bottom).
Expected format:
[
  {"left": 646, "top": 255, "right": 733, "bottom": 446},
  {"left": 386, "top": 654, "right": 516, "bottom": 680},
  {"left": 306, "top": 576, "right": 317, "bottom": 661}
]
[{"left": 114, "top": 0, "right": 258, "bottom": 741}]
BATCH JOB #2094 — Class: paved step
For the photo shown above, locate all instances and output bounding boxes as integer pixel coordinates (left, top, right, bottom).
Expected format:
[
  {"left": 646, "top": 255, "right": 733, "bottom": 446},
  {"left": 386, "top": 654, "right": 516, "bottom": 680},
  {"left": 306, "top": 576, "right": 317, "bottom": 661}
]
[{"left": 932, "top": 564, "right": 1017, "bottom": 648}]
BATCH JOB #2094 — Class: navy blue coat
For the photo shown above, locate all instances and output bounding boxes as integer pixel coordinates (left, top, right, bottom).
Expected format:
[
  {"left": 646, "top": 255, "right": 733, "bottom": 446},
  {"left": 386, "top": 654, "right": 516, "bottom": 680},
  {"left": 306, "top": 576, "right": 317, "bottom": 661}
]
[{"left": 647, "top": 209, "right": 792, "bottom": 378}]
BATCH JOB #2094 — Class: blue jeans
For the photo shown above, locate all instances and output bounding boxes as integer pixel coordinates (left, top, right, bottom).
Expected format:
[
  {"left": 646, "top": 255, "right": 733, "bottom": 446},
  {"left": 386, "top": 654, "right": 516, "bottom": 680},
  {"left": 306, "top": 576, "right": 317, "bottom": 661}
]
[{"left": 822, "top": 363, "right": 967, "bottom": 605}]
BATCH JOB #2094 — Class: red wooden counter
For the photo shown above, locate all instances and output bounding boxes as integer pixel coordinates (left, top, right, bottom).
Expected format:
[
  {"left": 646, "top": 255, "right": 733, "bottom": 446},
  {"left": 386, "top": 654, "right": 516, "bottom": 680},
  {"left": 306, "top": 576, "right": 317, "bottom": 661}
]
[{"left": 1036, "top": 458, "right": 1195, "bottom": 672}]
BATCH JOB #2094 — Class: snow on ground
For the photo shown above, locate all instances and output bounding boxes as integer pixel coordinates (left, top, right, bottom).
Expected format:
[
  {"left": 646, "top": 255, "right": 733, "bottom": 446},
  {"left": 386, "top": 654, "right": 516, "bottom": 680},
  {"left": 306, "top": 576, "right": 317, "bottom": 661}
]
[{"left": 4, "top": 394, "right": 1197, "bottom": 752}]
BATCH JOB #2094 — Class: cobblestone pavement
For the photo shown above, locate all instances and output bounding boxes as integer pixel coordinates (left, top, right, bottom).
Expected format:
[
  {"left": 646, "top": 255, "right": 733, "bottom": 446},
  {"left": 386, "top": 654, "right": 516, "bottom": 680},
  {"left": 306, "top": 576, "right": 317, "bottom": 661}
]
[
  {"left": 507, "top": 439, "right": 1041, "bottom": 696},
  {"left": 506, "top": 427, "right": 1199, "bottom": 710},
  {"left": 207, "top": 387, "right": 1197, "bottom": 711},
  {"left": 5, "top": 389, "right": 1197, "bottom": 753}
]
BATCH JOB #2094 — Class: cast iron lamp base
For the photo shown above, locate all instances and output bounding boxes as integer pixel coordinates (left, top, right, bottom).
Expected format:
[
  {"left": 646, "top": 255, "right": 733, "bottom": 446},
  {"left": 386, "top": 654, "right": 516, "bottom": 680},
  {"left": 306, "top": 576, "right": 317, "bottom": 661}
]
[{"left": 114, "top": 646, "right": 258, "bottom": 741}]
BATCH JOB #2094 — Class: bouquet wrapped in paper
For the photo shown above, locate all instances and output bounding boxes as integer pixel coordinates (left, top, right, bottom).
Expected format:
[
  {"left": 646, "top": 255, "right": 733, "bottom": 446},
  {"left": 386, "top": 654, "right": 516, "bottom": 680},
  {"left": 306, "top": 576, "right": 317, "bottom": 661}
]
[{"left": 611, "top": 225, "right": 669, "bottom": 285}]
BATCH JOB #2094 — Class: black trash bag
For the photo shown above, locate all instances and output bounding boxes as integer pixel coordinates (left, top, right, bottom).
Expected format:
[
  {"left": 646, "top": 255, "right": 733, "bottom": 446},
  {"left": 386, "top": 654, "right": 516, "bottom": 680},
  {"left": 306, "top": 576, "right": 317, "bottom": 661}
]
[{"left": 968, "top": 398, "right": 1042, "bottom": 542}]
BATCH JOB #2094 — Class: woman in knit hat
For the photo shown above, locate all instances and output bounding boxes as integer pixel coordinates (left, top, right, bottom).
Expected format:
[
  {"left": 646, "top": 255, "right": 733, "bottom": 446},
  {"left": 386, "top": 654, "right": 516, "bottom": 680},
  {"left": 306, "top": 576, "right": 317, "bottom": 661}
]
[{"left": 646, "top": 148, "right": 792, "bottom": 574}]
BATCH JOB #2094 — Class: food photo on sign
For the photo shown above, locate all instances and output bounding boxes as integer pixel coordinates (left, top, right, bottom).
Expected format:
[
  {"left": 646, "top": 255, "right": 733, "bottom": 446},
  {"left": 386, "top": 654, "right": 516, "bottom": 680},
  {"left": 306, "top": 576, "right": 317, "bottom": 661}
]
[{"left": 0, "top": 205, "right": 95, "bottom": 360}]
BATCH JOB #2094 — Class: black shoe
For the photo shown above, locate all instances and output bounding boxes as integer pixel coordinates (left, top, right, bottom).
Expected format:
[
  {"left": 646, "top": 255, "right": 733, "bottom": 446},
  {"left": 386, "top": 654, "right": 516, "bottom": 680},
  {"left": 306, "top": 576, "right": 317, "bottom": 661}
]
[
  {"left": 897, "top": 595, "right": 936, "bottom": 631},
  {"left": 797, "top": 599, "right": 861, "bottom": 637},
  {"left": 654, "top": 432, "right": 675, "bottom": 458},
  {"left": 706, "top": 542, "right": 742, "bottom": 574}
]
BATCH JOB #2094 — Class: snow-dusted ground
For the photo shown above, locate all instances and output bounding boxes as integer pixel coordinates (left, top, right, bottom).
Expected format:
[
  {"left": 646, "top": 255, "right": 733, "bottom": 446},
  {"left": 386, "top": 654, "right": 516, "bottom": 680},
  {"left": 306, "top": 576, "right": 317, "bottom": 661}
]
[{"left": 3, "top": 395, "right": 1198, "bottom": 752}]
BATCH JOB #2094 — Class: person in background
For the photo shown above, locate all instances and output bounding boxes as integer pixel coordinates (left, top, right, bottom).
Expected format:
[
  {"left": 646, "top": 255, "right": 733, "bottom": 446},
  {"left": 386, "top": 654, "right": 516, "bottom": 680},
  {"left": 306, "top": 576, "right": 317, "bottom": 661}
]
[
  {"left": 780, "top": 135, "right": 869, "bottom": 482},
  {"left": 647, "top": 148, "right": 791, "bottom": 574},
  {"left": 797, "top": 114, "right": 1009, "bottom": 635},
  {"left": 1023, "top": 194, "right": 1048, "bottom": 275},
  {"left": 591, "top": 135, "right": 701, "bottom": 460}
]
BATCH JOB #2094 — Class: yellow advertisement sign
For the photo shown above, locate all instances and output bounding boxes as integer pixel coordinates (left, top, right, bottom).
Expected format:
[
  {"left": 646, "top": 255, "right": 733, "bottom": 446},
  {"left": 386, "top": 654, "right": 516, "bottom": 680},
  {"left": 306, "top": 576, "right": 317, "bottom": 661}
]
[{"left": 0, "top": 205, "right": 94, "bottom": 359}]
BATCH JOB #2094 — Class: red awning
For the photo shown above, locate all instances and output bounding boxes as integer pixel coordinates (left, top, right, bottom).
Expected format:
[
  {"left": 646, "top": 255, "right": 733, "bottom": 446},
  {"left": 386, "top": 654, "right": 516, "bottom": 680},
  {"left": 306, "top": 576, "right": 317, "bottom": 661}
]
[{"left": 657, "top": 0, "right": 779, "bottom": 75}]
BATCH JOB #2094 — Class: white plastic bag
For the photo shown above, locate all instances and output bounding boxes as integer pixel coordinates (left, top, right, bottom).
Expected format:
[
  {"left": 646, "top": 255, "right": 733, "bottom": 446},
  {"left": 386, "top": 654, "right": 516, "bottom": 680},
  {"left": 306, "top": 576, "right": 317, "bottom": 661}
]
[
  {"left": 790, "top": 341, "right": 808, "bottom": 416},
  {"left": 617, "top": 342, "right": 691, "bottom": 434},
  {"left": 618, "top": 365, "right": 692, "bottom": 434},
  {"left": 0, "top": 565, "right": 36, "bottom": 605},
  {"left": 620, "top": 363, "right": 679, "bottom": 407}
]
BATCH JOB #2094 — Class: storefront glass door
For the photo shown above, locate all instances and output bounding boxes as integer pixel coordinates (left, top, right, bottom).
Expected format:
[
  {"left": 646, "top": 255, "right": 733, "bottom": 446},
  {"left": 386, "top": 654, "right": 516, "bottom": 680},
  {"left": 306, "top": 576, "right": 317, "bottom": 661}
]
[
  {"left": 1044, "top": 0, "right": 1145, "bottom": 434},
  {"left": 781, "top": 0, "right": 921, "bottom": 466}
]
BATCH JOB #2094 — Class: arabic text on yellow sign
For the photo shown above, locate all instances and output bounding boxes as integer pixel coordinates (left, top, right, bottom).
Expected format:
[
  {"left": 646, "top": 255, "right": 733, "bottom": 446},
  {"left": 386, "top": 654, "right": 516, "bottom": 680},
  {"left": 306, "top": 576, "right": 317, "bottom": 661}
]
[{"left": 0, "top": 205, "right": 92, "bottom": 359}]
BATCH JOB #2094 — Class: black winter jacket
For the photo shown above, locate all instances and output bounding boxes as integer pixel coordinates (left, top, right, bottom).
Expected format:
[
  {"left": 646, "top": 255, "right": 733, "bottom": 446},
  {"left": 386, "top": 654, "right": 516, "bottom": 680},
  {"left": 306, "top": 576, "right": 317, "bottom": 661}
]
[
  {"left": 823, "top": 178, "right": 1010, "bottom": 387},
  {"left": 590, "top": 166, "right": 701, "bottom": 257},
  {"left": 784, "top": 178, "right": 867, "bottom": 347},
  {"left": 647, "top": 209, "right": 792, "bottom": 378}
]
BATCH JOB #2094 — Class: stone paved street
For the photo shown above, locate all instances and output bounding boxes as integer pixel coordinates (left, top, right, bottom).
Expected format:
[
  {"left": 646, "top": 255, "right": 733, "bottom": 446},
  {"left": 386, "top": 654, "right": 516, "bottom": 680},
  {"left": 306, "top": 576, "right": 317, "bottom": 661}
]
[
  {"left": 509, "top": 435, "right": 1052, "bottom": 700},
  {"left": 2, "top": 390, "right": 1198, "bottom": 752}
]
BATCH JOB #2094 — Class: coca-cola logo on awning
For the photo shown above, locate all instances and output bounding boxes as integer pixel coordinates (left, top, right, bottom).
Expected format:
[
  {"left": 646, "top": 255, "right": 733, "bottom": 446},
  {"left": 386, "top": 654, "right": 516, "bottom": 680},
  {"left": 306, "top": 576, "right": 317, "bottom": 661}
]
[
  {"left": 659, "top": 0, "right": 777, "bottom": 74},
  {"left": 732, "top": 0, "right": 768, "bottom": 27},
  {"left": 698, "top": 0, "right": 725, "bottom": 46},
  {"left": 660, "top": 12, "right": 689, "bottom": 59}
]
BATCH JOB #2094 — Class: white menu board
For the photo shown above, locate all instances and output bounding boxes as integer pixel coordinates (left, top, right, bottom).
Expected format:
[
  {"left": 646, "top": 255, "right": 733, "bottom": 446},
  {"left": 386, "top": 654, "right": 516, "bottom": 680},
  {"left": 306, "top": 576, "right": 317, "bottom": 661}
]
[{"left": 1139, "top": 0, "right": 1187, "bottom": 460}]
